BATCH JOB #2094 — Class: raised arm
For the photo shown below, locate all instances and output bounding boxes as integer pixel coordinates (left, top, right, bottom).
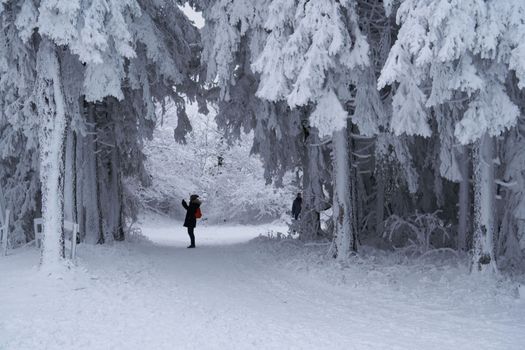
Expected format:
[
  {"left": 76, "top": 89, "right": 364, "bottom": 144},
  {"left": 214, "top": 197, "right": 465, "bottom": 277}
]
[{"left": 182, "top": 199, "right": 188, "bottom": 210}]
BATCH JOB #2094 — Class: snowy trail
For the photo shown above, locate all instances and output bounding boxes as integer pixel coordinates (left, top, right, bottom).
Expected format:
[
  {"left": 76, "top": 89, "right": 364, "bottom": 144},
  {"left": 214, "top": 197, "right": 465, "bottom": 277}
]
[{"left": 1, "top": 216, "right": 524, "bottom": 350}]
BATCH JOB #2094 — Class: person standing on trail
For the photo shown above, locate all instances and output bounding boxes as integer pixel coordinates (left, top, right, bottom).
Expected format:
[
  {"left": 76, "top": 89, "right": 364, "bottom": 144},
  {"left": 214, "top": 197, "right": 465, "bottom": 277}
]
[
  {"left": 182, "top": 194, "right": 202, "bottom": 248},
  {"left": 292, "top": 193, "right": 302, "bottom": 220}
]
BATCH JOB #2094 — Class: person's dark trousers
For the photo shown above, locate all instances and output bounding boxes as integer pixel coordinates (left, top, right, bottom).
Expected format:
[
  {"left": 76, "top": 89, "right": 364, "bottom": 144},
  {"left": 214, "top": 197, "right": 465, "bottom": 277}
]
[{"left": 187, "top": 227, "right": 195, "bottom": 247}]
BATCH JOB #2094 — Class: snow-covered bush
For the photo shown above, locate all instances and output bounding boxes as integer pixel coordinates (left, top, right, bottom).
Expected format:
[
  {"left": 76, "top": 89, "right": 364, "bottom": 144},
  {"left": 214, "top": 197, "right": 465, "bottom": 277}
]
[{"left": 383, "top": 211, "right": 452, "bottom": 256}]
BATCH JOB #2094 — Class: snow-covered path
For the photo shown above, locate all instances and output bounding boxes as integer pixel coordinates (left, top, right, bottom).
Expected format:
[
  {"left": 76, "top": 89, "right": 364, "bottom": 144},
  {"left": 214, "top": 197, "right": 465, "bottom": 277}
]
[{"left": 1, "top": 215, "right": 524, "bottom": 350}]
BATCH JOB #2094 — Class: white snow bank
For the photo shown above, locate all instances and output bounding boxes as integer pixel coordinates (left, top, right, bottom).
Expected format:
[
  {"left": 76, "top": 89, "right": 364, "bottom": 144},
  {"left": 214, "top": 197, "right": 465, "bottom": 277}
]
[
  {"left": 1, "top": 214, "right": 524, "bottom": 350},
  {"left": 250, "top": 236, "right": 525, "bottom": 315}
]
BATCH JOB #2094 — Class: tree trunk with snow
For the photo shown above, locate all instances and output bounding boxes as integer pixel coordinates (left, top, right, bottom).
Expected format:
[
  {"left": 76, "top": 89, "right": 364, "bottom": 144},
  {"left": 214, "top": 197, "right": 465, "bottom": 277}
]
[
  {"left": 63, "top": 127, "right": 76, "bottom": 224},
  {"left": 332, "top": 128, "right": 355, "bottom": 259},
  {"left": 36, "top": 40, "right": 68, "bottom": 267},
  {"left": 472, "top": 133, "right": 497, "bottom": 273},
  {"left": 82, "top": 104, "right": 102, "bottom": 244},
  {"left": 75, "top": 129, "right": 85, "bottom": 241},
  {"left": 457, "top": 146, "right": 471, "bottom": 252},
  {"left": 299, "top": 135, "right": 324, "bottom": 241}
]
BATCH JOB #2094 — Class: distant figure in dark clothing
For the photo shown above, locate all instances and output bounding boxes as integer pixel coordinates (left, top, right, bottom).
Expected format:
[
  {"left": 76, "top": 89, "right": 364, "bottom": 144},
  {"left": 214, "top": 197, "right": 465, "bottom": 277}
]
[
  {"left": 182, "top": 194, "right": 201, "bottom": 248},
  {"left": 292, "top": 193, "right": 302, "bottom": 220}
]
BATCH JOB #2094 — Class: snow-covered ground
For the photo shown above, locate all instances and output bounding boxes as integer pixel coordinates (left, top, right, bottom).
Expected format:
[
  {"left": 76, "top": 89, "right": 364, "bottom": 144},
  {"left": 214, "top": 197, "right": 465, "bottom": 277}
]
[{"left": 1, "top": 214, "right": 524, "bottom": 350}]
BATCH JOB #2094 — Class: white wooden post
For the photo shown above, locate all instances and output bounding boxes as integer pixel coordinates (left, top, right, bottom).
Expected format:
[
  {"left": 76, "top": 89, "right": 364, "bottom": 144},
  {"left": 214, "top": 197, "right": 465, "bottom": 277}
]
[
  {"left": 73, "top": 224, "right": 79, "bottom": 259},
  {"left": 34, "top": 218, "right": 79, "bottom": 260},
  {"left": 63, "top": 220, "right": 79, "bottom": 260},
  {"left": 34, "top": 218, "right": 43, "bottom": 249}
]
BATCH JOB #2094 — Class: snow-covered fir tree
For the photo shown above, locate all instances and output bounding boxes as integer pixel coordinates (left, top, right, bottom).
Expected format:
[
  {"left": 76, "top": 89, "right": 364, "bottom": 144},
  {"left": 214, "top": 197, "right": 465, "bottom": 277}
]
[
  {"left": 0, "top": 0, "right": 201, "bottom": 267},
  {"left": 379, "top": 0, "right": 525, "bottom": 272}
]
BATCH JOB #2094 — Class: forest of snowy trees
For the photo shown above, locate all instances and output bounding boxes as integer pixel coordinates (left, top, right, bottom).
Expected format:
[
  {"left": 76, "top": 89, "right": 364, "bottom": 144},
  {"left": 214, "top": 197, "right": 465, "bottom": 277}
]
[{"left": 1, "top": 0, "right": 525, "bottom": 274}]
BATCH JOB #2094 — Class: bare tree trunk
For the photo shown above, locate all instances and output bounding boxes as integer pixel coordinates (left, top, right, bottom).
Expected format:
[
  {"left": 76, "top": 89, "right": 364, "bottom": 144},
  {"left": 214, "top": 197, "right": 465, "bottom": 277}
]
[
  {"left": 116, "top": 171, "right": 126, "bottom": 242},
  {"left": 375, "top": 162, "right": 385, "bottom": 238},
  {"left": 72, "top": 131, "right": 78, "bottom": 226},
  {"left": 114, "top": 137, "right": 126, "bottom": 241},
  {"left": 75, "top": 128, "right": 85, "bottom": 241},
  {"left": 94, "top": 128, "right": 105, "bottom": 245},
  {"left": 108, "top": 142, "right": 124, "bottom": 240}
]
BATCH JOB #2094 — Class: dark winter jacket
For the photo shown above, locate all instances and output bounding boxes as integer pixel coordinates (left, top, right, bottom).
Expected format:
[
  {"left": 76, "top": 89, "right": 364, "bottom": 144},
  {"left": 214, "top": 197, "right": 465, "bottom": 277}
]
[
  {"left": 182, "top": 199, "right": 201, "bottom": 228},
  {"left": 292, "top": 196, "right": 302, "bottom": 220}
]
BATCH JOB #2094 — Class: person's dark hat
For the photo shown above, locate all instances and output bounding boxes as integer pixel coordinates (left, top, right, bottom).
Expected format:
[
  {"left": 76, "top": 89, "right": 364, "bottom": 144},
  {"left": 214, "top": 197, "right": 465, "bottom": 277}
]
[{"left": 190, "top": 194, "right": 199, "bottom": 201}]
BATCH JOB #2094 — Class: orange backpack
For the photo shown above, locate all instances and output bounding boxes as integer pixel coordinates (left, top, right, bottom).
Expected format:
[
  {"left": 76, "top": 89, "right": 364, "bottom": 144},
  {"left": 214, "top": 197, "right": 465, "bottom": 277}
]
[{"left": 195, "top": 207, "right": 202, "bottom": 219}]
